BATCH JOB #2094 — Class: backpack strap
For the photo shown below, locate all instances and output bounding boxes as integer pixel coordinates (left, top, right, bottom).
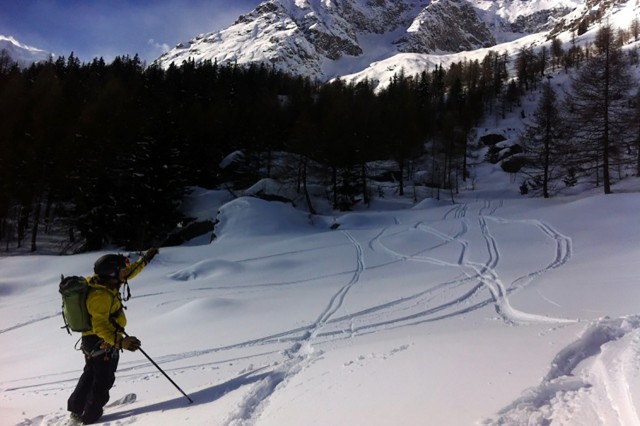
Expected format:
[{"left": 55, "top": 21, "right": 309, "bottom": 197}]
[
  {"left": 61, "top": 306, "right": 72, "bottom": 335},
  {"left": 87, "top": 285, "right": 126, "bottom": 347}
]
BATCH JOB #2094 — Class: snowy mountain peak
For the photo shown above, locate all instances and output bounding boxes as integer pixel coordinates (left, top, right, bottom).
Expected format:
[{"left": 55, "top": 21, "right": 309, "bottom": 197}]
[
  {"left": 153, "top": 0, "right": 609, "bottom": 80},
  {"left": 0, "top": 35, "right": 53, "bottom": 66}
]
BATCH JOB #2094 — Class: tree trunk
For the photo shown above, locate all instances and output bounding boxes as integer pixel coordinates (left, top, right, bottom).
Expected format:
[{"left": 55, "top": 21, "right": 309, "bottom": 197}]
[
  {"left": 302, "top": 161, "right": 316, "bottom": 215},
  {"left": 43, "top": 195, "right": 53, "bottom": 234},
  {"left": 637, "top": 134, "right": 640, "bottom": 176},
  {"left": 331, "top": 166, "right": 338, "bottom": 209},
  {"left": 30, "top": 200, "right": 42, "bottom": 252},
  {"left": 361, "top": 162, "right": 369, "bottom": 206},
  {"left": 398, "top": 159, "right": 405, "bottom": 196},
  {"left": 18, "top": 204, "right": 30, "bottom": 248}
]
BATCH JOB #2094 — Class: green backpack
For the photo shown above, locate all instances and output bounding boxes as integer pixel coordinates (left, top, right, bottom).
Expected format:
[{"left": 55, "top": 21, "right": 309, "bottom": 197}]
[{"left": 59, "top": 275, "right": 92, "bottom": 333}]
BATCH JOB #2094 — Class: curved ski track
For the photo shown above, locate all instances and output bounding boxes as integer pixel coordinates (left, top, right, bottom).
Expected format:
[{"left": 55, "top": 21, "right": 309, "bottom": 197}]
[
  {"left": 5, "top": 199, "right": 588, "bottom": 426},
  {"left": 218, "top": 199, "right": 578, "bottom": 424},
  {"left": 173, "top": 200, "right": 573, "bottom": 424}
]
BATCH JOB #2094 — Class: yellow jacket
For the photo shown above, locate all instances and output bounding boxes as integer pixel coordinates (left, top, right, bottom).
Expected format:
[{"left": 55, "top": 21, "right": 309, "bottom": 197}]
[{"left": 82, "top": 257, "right": 148, "bottom": 346}]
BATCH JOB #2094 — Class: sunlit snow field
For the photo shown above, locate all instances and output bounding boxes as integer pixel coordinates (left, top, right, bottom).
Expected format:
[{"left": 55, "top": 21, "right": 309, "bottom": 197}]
[{"left": 2, "top": 166, "right": 640, "bottom": 425}]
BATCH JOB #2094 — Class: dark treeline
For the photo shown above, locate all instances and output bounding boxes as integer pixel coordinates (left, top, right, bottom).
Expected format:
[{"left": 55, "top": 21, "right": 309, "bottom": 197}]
[
  {"left": 0, "top": 50, "right": 507, "bottom": 252},
  {"left": 1, "top": 20, "right": 638, "bottom": 252}
]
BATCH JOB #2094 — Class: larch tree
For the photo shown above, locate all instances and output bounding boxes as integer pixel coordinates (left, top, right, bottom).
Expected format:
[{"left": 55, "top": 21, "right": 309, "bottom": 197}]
[
  {"left": 564, "top": 24, "right": 636, "bottom": 194},
  {"left": 519, "top": 76, "right": 565, "bottom": 198}
]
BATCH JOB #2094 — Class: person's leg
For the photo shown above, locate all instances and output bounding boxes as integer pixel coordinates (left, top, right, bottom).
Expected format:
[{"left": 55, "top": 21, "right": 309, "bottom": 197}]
[
  {"left": 67, "top": 359, "right": 93, "bottom": 415},
  {"left": 81, "top": 351, "right": 120, "bottom": 424}
]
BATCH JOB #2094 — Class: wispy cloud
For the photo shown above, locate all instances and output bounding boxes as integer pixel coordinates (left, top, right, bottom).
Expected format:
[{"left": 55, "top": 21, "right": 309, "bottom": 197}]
[{"left": 148, "top": 38, "right": 171, "bottom": 55}]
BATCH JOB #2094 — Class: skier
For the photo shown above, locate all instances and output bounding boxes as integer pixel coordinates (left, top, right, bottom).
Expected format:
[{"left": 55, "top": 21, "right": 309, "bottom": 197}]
[{"left": 67, "top": 248, "right": 158, "bottom": 424}]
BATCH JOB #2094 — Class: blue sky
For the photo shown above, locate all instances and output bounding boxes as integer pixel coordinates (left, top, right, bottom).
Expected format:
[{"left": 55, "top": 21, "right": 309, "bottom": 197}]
[{"left": 0, "top": 0, "right": 262, "bottom": 64}]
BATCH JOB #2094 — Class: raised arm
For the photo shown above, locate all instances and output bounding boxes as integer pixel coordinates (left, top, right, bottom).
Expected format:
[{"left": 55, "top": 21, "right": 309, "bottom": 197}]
[{"left": 125, "top": 248, "right": 159, "bottom": 280}]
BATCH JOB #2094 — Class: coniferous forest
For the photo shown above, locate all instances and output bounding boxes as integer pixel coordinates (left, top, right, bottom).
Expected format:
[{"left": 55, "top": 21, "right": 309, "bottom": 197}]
[{"left": 1, "top": 23, "right": 638, "bottom": 253}]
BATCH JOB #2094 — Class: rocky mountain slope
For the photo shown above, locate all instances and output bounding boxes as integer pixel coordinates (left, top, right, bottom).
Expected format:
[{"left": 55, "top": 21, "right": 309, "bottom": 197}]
[
  {"left": 0, "top": 35, "right": 52, "bottom": 66},
  {"left": 154, "top": 0, "right": 602, "bottom": 80}
]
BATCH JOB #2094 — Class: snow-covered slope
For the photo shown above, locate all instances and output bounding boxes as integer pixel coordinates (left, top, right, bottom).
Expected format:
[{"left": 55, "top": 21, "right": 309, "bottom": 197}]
[
  {"left": 2, "top": 171, "right": 640, "bottom": 425},
  {"left": 0, "top": 35, "right": 52, "bottom": 66},
  {"left": 343, "top": 0, "right": 640, "bottom": 91},
  {"left": 153, "top": 0, "right": 624, "bottom": 81}
]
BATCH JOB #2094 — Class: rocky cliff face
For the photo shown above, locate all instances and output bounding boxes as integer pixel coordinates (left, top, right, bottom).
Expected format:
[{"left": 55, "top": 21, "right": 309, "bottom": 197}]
[
  {"left": 153, "top": 0, "right": 601, "bottom": 80},
  {"left": 548, "top": 0, "right": 628, "bottom": 38},
  {"left": 394, "top": 0, "right": 496, "bottom": 53}
]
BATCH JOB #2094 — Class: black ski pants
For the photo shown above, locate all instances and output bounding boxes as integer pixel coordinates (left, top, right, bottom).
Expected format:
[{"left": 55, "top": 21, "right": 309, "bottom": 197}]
[{"left": 67, "top": 336, "right": 120, "bottom": 424}]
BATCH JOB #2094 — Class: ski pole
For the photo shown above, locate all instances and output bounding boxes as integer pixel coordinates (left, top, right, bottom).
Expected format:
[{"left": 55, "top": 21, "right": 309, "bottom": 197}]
[{"left": 122, "top": 330, "right": 194, "bottom": 404}]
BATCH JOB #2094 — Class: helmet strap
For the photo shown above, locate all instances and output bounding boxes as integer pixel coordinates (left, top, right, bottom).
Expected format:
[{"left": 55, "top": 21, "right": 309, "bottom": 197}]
[{"left": 121, "top": 280, "right": 131, "bottom": 301}]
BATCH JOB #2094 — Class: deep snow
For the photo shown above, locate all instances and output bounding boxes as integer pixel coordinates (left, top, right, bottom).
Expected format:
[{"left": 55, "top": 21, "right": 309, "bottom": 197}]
[{"left": 1, "top": 163, "right": 640, "bottom": 425}]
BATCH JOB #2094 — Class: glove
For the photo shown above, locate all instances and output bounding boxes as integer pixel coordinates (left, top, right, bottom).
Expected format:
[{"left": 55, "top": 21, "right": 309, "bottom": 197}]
[
  {"left": 143, "top": 247, "right": 159, "bottom": 264},
  {"left": 118, "top": 336, "right": 141, "bottom": 351}
]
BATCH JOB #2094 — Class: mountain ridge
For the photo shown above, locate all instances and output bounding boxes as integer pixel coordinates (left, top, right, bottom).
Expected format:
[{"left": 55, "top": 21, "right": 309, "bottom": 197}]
[
  {"left": 0, "top": 35, "right": 53, "bottom": 66},
  {"left": 153, "top": 0, "right": 608, "bottom": 81}
]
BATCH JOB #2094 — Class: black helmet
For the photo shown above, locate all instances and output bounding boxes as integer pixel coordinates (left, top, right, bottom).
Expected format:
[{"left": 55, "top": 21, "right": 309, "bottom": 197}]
[{"left": 94, "top": 254, "right": 128, "bottom": 278}]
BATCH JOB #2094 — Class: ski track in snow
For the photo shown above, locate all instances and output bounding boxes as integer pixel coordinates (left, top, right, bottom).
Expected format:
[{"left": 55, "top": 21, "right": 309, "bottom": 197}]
[
  {"left": 223, "top": 229, "right": 365, "bottom": 425},
  {"left": 74, "top": 229, "right": 369, "bottom": 426},
  {"left": 0, "top": 313, "right": 59, "bottom": 335},
  {"left": 339, "top": 199, "right": 576, "bottom": 330},
  {"left": 195, "top": 199, "right": 581, "bottom": 425},
  {"left": 7, "top": 198, "right": 637, "bottom": 425}
]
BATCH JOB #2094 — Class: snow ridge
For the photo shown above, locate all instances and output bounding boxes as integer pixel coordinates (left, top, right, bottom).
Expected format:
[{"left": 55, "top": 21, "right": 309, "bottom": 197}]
[{"left": 486, "top": 316, "right": 640, "bottom": 426}]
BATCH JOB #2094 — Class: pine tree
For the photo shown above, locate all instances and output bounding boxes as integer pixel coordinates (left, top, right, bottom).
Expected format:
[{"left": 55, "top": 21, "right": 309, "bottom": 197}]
[
  {"left": 551, "top": 37, "right": 563, "bottom": 71},
  {"left": 519, "top": 77, "right": 564, "bottom": 198},
  {"left": 564, "top": 24, "right": 637, "bottom": 193}
]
